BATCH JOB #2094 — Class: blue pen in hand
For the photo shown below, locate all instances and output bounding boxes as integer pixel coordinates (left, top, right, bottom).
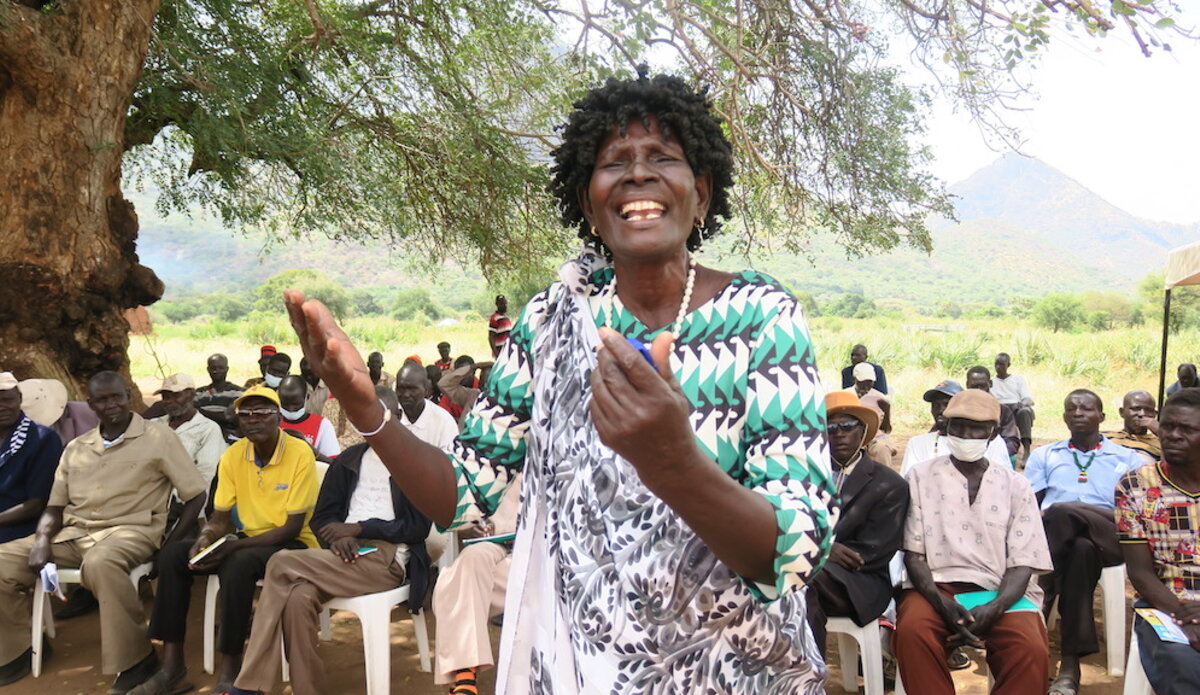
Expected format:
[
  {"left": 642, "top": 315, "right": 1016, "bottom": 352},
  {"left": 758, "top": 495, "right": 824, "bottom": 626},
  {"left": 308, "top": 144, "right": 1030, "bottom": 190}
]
[{"left": 626, "top": 337, "right": 658, "bottom": 372}]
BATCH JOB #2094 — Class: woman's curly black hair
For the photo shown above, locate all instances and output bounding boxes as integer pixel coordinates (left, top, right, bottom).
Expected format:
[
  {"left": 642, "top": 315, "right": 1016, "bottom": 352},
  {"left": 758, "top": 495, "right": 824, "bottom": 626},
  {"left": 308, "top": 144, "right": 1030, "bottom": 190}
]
[{"left": 548, "top": 70, "right": 735, "bottom": 255}]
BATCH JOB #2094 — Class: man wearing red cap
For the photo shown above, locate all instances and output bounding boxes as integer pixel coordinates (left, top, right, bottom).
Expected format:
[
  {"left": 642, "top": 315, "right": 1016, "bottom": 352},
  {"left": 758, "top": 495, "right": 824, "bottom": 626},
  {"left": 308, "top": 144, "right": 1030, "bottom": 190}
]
[{"left": 895, "top": 389, "right": 1052, "bottom": 695}]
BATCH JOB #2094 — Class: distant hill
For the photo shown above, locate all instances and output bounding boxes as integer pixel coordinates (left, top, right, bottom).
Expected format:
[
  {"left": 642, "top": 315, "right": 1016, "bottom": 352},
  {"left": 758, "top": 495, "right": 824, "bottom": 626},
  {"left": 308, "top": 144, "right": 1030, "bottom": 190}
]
[
  {"left": 132, "top": 153, "right": 1197, "bottom": 305},
  {"left": 747, "top": 154, "right": 1196, "bottom": 305}
]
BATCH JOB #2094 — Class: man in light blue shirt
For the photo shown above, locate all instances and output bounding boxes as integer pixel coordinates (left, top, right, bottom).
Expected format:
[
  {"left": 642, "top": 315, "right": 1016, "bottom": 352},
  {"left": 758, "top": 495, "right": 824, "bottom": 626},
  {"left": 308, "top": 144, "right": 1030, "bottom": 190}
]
[{"left": 1024, "top": 388, "right": 1141, "bottom": 695}]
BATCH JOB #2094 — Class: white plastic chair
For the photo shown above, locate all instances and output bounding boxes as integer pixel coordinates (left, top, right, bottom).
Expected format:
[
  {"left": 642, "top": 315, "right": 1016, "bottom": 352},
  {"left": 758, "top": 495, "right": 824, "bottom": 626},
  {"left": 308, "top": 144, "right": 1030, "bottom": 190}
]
[
  {"left": 1047, "top": 563, "right": 1128, "bottom": 676},
  {"left": 31, "top": 562, "right": 153, "bottom": 677},
  {"left": 828, "top": 617, "right": 884, "bottom": 695},
  {"left": 1123, "top": 630, "right": 1155, "bottom": 695},
  {"left": 203, "top": 459, "right": 332, "bottom": 673},
  {"left": 280, "top": 584, "right": 431, "bottom": 693}
]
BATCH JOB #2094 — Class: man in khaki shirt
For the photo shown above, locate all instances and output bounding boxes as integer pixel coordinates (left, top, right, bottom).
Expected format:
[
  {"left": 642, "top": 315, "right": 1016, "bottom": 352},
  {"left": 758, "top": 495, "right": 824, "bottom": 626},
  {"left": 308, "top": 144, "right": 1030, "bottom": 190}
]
[{"left": 0, "top": 372, "right": 206, "bottom": 692}]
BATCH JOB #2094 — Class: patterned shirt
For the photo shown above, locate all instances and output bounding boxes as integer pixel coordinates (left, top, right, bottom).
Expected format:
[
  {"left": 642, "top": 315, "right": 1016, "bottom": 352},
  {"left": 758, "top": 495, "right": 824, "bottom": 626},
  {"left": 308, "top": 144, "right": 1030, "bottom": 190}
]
[
  {"left": 1115, "top": 462, "right": 1200, "bottom": 602},
  {"left": 444, "top": 257, "right": 835, "bottom": 693},
  {"left": 904, "top": 456, "right": 1052, "bottom": 606},
  {"left": 1105, "top": 428, "right": 1162, "bottom": 465}
]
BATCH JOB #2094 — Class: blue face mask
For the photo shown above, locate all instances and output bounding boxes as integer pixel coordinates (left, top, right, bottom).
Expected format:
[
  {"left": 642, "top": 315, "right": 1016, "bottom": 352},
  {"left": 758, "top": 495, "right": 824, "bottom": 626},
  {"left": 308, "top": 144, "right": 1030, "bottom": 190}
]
[
  {"left": 264, "top": 374, "right": 283, "bottom": 388},
  {"left": 280, "top": 406, "right": 305, "bottom": 420}
]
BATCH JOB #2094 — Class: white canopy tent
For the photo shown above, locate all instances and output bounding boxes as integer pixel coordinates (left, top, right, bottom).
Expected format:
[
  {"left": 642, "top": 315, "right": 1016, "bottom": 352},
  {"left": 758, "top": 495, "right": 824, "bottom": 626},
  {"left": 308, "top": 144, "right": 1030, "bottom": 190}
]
[{"left": 1158, "top": 241, "right": 1200, "bottom": 404}]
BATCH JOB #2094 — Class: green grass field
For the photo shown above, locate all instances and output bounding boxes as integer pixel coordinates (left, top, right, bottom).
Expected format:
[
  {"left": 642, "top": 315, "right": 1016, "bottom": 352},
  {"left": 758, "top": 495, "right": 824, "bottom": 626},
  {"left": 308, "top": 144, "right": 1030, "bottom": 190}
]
[{"left": 130, "top": 312, "right": 1195, "bottom": 441}]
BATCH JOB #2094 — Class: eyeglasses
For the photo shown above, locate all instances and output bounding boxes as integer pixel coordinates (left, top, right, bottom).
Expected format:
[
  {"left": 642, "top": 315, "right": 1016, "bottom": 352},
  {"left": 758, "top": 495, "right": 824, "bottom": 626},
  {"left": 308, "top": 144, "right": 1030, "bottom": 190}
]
[
  {"left": 826, "top": 421, "right": 863, "bottom": 434},
  {"left": 236, "top": 408, "right": 278, "bottom": 420}
]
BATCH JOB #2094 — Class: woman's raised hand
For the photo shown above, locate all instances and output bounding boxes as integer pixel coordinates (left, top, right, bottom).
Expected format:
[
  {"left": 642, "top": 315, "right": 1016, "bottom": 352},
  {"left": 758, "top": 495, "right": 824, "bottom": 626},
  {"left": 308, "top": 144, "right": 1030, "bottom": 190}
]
[{"left": 284, "top": 290, "right": 378, "bottom": 421}]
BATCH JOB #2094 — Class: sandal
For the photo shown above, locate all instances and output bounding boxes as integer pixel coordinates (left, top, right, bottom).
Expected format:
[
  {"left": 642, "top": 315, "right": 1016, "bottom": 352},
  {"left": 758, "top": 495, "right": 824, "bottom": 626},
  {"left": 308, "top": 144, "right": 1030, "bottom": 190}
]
[
  {"left": 1047, "top": 674, "right": 1080, "bottom": 695},
  {"left": 125, "top": 669, "right": 194, "bottom": 695},
  {"left": 946, "top": 648, "right": 971, "bottom": 671}
]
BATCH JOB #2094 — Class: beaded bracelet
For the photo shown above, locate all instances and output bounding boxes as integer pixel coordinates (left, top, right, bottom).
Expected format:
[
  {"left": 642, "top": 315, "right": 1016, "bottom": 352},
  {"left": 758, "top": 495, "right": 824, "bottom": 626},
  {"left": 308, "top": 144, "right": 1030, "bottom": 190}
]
[{"left": 349, "top": 399, "right": 392, "bottom": 437}]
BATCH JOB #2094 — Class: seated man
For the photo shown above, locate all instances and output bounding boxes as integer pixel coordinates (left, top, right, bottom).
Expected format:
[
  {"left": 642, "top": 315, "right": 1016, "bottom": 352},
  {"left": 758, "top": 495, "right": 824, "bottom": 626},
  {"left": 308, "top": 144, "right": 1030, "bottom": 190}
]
[
  {"left": 243, "top": 346, "right": 276, "bottom": 389},
  {"left": 298, "top": 358, "right": 329, "bottom": 416},
  {"left": 367, "top": 352, "right": 393, "bottom": 388},
  {"left": 245, "top": 352, "right": 292, "bottom": 390},
  {"left": 1024, "top": 388, "right": 1140, "bottom": 695},
  {"left": 153, "top": 373, "right": 225, "bottom": 496},
  {"left": 437, "top": 357, "right": 491, "bottom": 427},
  {"left": 393, "top": 361, "right": 458, "bottom": 563},
  {"left": 1116, "top": 388, "right": 1200, "bottom": 695},
  {"left": 230, "top": 387, "right": 432, "bottom": 695},
  {"left": 18, "top": 377, "right": 98, "bottom": 444},
  {"left": 277, "top": 375, "right": 341, "bottom": 462},
  {"left": 895, "top": 389, "right": 1052, "bottom": 695},
  {"left": 434, "top": 473, "right": 521, "bottom": 695},
  {"left": 0, "top": 373, "right": 63, "bottom": 547},
  {"left": 841, "top": 343, "right": 889, "bottom": 394},
  {"left": 902, "top": 379, "right": 1010, "bottom": 474},
  {"left": 1166, "top": 362, "right": 1199, "bottom": 396},
  {"left": 195, "top": 353, "right": 244, "bottom": 443},
  {"left": 1105, "top": 389, "right": 1161, "bottom": 465},
  {"left": 965, "top": 366, "right": 1021, "bottom": 458},
  {"left": 138, "top": 386, "right": 319, "bottom": 693},
  {"left": 992, "top": 353, "right": 1035, "bottom": 460},
  {"left": 806, "top": 392, "right": 908, "bottom": 658},
  {"left": 845, "top": 362, "right": 894, "bottom": 466},
  {"left": 0, "top": 372, "right": 206, "bottom": 691}
]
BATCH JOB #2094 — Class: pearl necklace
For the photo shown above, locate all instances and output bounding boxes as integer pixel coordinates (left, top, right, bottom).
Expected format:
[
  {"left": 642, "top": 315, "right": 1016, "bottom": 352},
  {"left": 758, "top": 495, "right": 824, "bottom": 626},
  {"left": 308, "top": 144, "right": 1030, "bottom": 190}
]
[{"left": 613, "top": 256, "right": 697, "bottom": 336}]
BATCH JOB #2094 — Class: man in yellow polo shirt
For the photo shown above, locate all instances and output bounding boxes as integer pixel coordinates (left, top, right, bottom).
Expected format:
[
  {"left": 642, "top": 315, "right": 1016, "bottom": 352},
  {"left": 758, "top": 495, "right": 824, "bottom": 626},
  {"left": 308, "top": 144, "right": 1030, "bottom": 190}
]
[{"left": 136, "top": 386, "right": 318, "bottom": 694}]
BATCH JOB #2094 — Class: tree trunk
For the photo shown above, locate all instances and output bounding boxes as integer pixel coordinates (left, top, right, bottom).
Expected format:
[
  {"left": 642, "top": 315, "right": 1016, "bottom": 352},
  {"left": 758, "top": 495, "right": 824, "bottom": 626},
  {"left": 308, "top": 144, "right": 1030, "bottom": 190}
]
[{"left": 0, "top": 0, "right": 163, "bottom": 402}]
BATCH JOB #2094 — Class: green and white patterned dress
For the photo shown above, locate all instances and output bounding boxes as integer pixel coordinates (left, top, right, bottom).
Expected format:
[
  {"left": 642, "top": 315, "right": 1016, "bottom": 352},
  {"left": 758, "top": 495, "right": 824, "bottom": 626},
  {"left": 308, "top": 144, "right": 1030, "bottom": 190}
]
[{"left": 444, "top": 252, "right": 836, "bottom": 694}]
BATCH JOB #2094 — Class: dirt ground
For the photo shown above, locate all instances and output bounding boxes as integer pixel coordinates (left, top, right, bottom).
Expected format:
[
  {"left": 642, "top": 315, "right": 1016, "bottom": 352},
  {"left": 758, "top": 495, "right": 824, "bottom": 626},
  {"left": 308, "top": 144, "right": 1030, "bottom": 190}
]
[{"left": 7, "top": 573, "right": 1133, "bottom": 695}]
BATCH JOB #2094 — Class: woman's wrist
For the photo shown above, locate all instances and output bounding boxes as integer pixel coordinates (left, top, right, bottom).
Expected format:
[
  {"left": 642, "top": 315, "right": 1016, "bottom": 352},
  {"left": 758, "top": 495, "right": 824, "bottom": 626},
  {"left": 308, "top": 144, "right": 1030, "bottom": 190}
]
[{"left": 349, "top": 399, "right": 391, "bottom": 437}]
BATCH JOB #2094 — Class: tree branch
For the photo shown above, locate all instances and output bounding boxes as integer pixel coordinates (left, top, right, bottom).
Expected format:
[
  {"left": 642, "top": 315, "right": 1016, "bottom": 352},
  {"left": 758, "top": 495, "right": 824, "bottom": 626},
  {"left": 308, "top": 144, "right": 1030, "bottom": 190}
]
[{"left": 0, "top": 2, "right": 56, "bottom": 71}]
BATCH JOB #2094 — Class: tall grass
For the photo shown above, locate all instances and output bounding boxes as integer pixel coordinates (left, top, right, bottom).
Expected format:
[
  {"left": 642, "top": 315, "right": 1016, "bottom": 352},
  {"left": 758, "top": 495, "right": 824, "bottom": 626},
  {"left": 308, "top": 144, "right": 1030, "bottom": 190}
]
[{"left": 133, "top": 312, "right": 1195, "bottom": 443}]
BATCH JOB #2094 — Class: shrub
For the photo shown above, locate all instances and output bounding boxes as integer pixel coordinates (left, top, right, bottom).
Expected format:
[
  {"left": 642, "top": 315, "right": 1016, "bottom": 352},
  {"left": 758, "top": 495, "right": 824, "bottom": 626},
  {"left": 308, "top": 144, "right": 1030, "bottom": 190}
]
[
  {"left": 1033, "top": 294, "right": 1084, "bottom": 332},
  {"left": 392, "top": 288, "right": 446, "bottom": 322}
]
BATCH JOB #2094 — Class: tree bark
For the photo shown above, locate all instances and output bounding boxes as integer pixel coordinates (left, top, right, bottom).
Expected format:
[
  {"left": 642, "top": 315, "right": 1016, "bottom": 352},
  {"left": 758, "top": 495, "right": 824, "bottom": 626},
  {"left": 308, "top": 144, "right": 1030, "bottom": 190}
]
[{"left": 0, "top": 0, "right": 164, "bottom": 401}]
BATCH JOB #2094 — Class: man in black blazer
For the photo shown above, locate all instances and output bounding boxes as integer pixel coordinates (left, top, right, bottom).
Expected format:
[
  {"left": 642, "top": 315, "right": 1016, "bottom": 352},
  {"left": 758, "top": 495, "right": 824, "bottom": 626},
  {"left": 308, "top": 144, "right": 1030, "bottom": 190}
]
[{"left": 807, "top": 391, "right": 910, "bottom": 657}]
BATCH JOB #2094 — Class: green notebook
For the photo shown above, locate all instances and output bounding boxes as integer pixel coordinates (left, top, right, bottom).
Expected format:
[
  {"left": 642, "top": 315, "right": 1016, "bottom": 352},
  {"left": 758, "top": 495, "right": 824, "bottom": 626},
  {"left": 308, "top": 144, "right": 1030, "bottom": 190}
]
[{"left": 954, "top": 590, "right": 1040, "bottom": 613}]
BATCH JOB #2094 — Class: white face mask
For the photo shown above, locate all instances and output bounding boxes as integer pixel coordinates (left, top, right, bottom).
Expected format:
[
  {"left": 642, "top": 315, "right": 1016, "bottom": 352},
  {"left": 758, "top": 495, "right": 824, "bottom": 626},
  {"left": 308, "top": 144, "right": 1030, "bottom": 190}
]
[
  {"left": 280, "top": 406, "right": 305, "bottom": 420},
  {"left": 264, "top": 374, "right": 283, "bottom": 388},
  {"left": 946, "top": 435, "right": 989, "bottom": 463}
]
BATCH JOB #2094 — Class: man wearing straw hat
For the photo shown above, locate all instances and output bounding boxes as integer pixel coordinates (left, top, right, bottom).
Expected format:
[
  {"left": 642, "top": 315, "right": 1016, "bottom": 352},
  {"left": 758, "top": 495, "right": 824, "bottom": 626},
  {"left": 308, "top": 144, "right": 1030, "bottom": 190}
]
[{"left": 806, "top": 391, "right": 908, "bottom": 659}]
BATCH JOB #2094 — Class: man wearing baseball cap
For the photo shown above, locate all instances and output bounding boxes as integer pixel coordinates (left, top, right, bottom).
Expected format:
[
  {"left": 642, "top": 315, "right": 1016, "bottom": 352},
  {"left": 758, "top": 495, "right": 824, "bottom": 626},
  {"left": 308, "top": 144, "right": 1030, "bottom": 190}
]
[
  {"left": 845, "top": 361, "right": 895, "bottom": 466},
  {"left": 894, "top": 389, "right": 1052, "bottom": 695},
  {"left": 140, "top": 385, "right": 318, "bottom": 693},
  {"left": 152, "top": 374, "right": 225, "bottom": 498},
  {"left": 806, "top": 391, "right": 909, "bottom": 661},
  {"left": 901, "top": 380, "right": 1012, "bottom": 475}
]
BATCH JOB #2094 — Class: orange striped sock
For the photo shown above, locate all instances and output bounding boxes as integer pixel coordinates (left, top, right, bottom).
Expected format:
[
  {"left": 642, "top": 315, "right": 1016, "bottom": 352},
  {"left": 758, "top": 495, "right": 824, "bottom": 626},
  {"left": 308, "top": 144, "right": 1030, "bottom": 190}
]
[{"left": 450, "top": 667, "right": 478, "bottom": 695}]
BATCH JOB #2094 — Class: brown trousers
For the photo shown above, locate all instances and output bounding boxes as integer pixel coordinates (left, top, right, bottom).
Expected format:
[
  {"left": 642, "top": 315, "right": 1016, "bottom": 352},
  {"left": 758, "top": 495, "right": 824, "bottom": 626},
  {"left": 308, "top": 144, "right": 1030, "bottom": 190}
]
[
  {"left": 0, "top": 528, "right": 157, "bottom": 674},
  {"left": 895, "top": 585, "right": 1048, "bottom": 695},
  {"left": 432, "top": 541, "right": 511, "bottom": 684},
  {"left": 233, "top": 544, "right": 405, "bottom": 695}
]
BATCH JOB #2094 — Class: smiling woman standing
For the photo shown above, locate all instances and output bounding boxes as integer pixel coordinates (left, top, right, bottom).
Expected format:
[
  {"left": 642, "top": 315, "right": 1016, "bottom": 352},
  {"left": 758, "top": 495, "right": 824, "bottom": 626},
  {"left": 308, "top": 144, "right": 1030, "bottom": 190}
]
[{"left": 284, "top": 73, "right": 836, "bottom": 694}]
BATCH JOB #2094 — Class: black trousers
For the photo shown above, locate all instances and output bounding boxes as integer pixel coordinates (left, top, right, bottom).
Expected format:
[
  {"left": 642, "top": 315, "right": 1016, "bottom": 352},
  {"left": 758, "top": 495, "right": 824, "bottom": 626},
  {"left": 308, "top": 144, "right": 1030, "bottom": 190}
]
[
  {"left": 1040, "top": 502, "right": 1123, "bottom": 657},
  {"left": 147, "top": 538, "right": 306, "bottom": 655},
  {"left": 805, "top": 570, "right": 857, "bottom": 659}
]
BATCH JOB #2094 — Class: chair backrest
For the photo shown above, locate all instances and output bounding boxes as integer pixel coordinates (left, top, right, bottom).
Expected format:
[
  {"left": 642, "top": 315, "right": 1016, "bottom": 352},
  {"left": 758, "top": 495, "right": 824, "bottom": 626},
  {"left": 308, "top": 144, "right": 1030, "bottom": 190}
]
[{"left": 315, "top": 460, "right": 330, "bottom": 487}]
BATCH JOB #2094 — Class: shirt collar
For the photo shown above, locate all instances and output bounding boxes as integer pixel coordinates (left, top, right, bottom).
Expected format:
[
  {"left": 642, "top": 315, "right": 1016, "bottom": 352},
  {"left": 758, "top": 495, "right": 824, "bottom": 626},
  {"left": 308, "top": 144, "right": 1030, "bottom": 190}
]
[
  {"left": 1048, "top": 435, "right": 1119, "bottom": 455},
  {"left": 242, "top": 431, "right": 287, "bottom": 468}
]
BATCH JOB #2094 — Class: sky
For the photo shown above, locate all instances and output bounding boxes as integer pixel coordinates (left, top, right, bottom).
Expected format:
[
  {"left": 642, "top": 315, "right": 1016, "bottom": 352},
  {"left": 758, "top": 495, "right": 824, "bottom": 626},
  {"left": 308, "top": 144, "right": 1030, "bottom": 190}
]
[{"left": 914, "top": 27, "right": 1200, "bottom": 225}]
